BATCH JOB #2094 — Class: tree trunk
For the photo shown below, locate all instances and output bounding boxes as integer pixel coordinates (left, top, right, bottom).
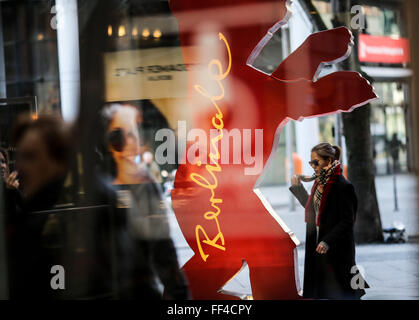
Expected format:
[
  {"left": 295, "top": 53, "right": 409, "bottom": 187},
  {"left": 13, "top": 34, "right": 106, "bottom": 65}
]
[
  {"left": 341, "top": 107, "right": 383, "bottom": 242},
  {"left": 331, "top": 0, "right": 383, "bottom": 242}
]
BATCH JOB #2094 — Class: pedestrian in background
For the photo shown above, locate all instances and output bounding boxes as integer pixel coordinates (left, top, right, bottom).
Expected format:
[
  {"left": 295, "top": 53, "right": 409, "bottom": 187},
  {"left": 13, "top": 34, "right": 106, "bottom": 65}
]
[
  {"left": 289, "top": 142, "right": 368, "bottom": 299},
  {"left": 387, "top": 133, "right": 404, "bottom": 173}
]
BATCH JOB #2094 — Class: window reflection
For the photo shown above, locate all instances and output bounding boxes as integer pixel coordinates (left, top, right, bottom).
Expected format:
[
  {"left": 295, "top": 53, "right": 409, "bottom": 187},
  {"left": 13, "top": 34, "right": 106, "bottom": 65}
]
[{"left": 0, "top": 0, "right": 418, "bottom": 301}]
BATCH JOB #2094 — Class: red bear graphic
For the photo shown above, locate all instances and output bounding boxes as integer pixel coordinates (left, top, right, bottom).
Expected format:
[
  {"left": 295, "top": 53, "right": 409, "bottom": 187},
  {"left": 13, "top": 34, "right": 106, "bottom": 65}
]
[{"left": 169, "top": 0, "right": 377, "bottom": 299}]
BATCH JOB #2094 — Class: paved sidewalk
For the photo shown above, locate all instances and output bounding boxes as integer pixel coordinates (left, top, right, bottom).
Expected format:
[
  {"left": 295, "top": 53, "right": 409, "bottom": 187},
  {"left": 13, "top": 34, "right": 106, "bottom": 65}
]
[{"left": 354, "top": 241, "right": 419, "bottom": 300}]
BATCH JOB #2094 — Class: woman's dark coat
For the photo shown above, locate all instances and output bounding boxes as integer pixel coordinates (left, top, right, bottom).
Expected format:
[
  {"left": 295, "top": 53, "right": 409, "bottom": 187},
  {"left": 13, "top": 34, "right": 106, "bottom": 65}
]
[{"left": 290, "top": 175, "right": 368, "bottom": 299}]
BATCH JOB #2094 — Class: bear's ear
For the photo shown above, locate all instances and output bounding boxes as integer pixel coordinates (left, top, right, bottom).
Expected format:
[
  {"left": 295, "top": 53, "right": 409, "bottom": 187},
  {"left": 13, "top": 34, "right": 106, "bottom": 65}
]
[{"left": 246, "top": 0, "right": 293, "bottom": 75}]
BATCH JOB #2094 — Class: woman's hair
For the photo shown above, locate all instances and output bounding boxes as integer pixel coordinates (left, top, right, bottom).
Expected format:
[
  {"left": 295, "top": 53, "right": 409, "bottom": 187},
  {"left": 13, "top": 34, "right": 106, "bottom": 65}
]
[
  {"left": 12, "top": 113, "right": 72, "bottom": 167},
  {"left": 311, "top": 143, "right": 341, "bottom": 162},
  {"left": 102, "top": 103, "right": 142, "bottom": 129}
]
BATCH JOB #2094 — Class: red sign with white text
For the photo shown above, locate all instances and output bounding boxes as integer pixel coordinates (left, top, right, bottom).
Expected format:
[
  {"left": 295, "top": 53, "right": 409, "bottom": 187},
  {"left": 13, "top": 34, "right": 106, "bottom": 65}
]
[{"left": 358, "top": 34, "right": 410, "bottom": 64}]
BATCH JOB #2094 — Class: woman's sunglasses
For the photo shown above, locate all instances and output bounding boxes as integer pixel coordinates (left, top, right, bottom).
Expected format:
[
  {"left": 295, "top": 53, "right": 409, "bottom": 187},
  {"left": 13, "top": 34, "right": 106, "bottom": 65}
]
[
  {"left": 309, "top": 160, "right": 320, "bottom": 167},
  {"left": 107, "top": 128, "right": 126, "bottom": 152},
  {"left": 107, "top": 126, "right": 146, "bottom": 152}
]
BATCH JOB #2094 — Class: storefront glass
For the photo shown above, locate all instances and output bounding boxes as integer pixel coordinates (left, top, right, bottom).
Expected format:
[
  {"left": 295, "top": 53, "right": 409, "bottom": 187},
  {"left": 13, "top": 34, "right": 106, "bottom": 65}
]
[
  {"left": 0, "top": 0, "right": 418, "bottom": 302},
  {"left": 363, "top": 4, "right": 404, "bottom": 37},
  {"left": 1, "top": 2, "right": 60, "bottom": 112}
]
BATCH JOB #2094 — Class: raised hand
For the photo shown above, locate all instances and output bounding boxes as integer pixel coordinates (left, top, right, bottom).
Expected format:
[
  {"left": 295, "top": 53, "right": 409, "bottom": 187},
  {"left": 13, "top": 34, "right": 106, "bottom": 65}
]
[{"left": 5, "top": 171, "right": 20, "bottom": 190}]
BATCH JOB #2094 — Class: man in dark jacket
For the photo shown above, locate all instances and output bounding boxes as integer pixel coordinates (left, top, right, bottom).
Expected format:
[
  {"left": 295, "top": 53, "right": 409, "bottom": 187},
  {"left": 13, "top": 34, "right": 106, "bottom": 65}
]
[
  {"left": 4, "top": 114, "right": 72, "bottom": 299},
  {"left": 6, "top": 177, "right": 68, "bottom": 299}
]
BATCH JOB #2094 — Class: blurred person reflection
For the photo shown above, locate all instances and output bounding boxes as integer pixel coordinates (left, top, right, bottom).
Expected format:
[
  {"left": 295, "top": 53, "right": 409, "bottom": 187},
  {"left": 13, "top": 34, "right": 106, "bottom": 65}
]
[
  {"left": 5, "top": 114, "right": 72, "bottom": 299},
  {"left": 105, "top": 103, "right": 146, "bottom": 185},
  {"left": 102, "top": 102, "right": 189, "bottom": 299}
]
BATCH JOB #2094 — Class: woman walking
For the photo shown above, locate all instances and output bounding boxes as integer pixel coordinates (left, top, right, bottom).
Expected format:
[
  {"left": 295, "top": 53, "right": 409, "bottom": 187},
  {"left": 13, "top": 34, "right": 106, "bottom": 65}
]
[{"left": 290, "top": 142, "right": 368, "bottom": 299}]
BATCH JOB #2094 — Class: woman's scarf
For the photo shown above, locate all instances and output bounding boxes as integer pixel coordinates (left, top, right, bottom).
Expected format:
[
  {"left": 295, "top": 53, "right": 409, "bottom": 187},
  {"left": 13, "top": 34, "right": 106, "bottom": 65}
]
[
  {"left": 305, "top": 160, "right": 342, "bottom": 226},
  {"left": 317, "top": 160, "right": 340, "bottom": 185}
]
